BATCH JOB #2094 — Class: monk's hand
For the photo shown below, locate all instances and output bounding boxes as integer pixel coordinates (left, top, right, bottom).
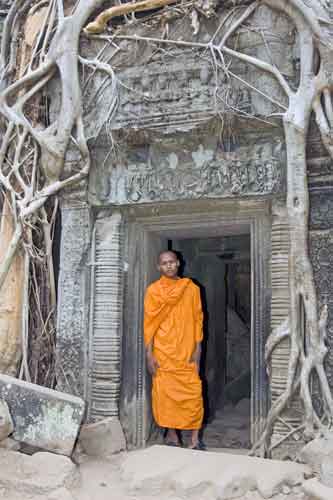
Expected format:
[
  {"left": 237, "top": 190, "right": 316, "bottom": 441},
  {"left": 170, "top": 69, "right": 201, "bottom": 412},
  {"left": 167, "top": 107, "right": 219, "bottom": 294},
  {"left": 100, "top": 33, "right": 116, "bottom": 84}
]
[
  {"left": 190, "top": 343, "right": 201, "bottom": 373},
  {"left": 147, "top": 352, "right": 159, "bottom": 376}
]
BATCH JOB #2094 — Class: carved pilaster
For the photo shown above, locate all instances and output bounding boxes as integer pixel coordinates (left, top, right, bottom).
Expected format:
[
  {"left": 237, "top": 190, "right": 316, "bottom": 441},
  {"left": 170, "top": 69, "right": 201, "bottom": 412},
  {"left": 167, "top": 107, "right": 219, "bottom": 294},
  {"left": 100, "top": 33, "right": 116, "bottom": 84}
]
[
  {"left": 87, "top": 212, "right": 124, "bottom": 421},
  {"left": 270, "top": 200, "right": 303, "bottom": 459}
]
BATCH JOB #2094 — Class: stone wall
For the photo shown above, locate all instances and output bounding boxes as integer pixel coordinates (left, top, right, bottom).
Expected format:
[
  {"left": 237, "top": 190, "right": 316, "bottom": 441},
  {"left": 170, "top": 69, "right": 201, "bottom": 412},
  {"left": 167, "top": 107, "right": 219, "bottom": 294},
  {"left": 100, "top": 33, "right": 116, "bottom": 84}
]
[
  {"left": 85, "top": 4, "right": 292, "bottom": 208},
  {"left": 79, "top": 2, "right": 333, "bottom": 448}
]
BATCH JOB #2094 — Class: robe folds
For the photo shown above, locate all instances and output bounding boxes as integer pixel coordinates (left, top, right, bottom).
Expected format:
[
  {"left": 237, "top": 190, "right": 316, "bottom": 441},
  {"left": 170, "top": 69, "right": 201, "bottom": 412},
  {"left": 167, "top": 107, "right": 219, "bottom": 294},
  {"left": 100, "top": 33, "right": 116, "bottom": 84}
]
[{"left": 144, "top": 276, "right": 204, "bottom": 430}]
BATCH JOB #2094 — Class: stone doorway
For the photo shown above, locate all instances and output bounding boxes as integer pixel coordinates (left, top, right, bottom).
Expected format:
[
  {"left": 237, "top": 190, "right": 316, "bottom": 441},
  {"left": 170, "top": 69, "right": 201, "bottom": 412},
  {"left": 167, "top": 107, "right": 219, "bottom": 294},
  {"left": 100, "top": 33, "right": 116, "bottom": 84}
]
[{"left": 120, "top": 200, "right": 271, "bottom": 449}]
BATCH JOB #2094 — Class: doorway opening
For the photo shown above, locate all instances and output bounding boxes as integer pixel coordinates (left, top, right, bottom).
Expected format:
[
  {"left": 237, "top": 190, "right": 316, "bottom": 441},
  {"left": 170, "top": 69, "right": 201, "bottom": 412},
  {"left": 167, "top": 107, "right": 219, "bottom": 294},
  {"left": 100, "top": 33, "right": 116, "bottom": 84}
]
[
  {"left": 164, "top": 236, "right": 252, "bottom": 449},
  {"left": 121, "top": 202, "right": 270, "bottom": 450}
]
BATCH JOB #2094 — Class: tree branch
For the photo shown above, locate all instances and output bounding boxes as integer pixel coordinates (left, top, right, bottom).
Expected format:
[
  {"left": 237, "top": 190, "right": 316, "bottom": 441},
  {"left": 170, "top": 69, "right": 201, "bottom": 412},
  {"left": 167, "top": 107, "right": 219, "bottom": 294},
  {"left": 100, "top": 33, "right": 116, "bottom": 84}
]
[
  {"left": 219, "top": 45, "right": 292, "bottom": 97},
  {"left": 218, "top": 1, "right": 259, "bottom": 49},
  {"left": 84, "top": 0, "right": 178, "bottom": 34}
]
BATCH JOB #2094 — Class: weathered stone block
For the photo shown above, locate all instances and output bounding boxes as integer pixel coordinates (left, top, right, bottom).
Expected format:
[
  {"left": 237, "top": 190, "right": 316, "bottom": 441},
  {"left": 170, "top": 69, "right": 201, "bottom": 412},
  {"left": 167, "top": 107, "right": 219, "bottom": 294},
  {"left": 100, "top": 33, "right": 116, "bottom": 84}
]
[
  {"left": 0, "top": 449, "right": 78, "bottom": 495},
  {"left": 298, "top": 432, "right": 333, "bottom": 475},
  {"left": 303, "top": 477, "right": 333, "bottom": 500},
  {"left": 0, "top": 374, "right": 85, "bottom": 456},
  {"left": 121, "top": 445, "right": 310, "bottom": 497},
  {"left": 47, "top": 487, "right": 75, "bottom": 500},
  {"left": 0, "top": 437, "right": 20, "bottom": 451},
  {"left": 321, "top": 456, "right": 333, "bottom": 488},
  {"left": 79, "top": 417, "right": 126, "bottom": 458},
  {"left": 0, "top": 400, "right": 13, "bottom": 441}
]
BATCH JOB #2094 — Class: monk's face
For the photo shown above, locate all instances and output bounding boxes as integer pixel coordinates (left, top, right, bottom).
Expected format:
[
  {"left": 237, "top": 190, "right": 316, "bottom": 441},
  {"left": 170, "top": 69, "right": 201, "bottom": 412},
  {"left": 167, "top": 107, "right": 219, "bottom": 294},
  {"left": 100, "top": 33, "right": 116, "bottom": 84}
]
[{"left": 158, "top": 252, "right": 179, "bottom": 279}]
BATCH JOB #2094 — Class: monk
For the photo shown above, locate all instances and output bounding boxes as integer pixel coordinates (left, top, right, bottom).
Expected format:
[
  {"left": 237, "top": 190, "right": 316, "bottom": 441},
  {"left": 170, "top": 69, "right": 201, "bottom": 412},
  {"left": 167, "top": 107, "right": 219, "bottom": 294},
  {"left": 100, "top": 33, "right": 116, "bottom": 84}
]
[{"left": 144, "top": 250, "right": 205, "bottom": 449}]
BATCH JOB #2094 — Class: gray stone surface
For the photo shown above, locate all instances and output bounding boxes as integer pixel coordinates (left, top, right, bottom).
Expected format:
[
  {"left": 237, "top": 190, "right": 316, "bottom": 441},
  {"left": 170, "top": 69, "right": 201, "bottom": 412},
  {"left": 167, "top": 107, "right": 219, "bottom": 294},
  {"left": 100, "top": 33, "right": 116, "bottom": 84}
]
[
  {"left": 56, "top": 203, "right": 92, "bottom": 399},
  {"left": 0, "top": 437, "right": 20, "bottom": 451},
  {"left": 86, "top": 214, "right": 124, "bottom": 422},
  {"left": 0, "top": 449, "right": 78, "bottom": 495},
  {"left": 47, "top": 487, "right": 75, "bottom": 500},
  {"left": 298, "top": 433, "right": 333, "bottom": 475},
  {"left": 0, "top": 400, "right": 13, "bottom": 441},
  {"left": 0, "top": 374, "right": 85, "bottom": 456},
  {"left": 121, "top": 445, "right": 310, "bottom": 499},
  {"left": 321, "top": 456, "right": 333, "bottom": 488},
  {"left": 303, "top": 478, "right": 333, "bottom": 500},
  {"left": 79, "top": 417, "right": 126, "bottom": 458},
  {"left": 89, "top": 139, "right": 286, "bottom": 206}
]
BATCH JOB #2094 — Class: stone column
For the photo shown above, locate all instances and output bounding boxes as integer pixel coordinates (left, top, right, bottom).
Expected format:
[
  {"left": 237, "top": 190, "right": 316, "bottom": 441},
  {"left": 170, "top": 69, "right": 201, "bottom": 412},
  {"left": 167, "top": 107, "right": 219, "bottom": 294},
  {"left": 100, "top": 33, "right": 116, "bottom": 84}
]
[
  {"left": 86, "top": 211, "right": 124, "bottom": 422},
  {"left": 56, "top": 200, "right": 92, "bottom": 399},
  {"left": 270, "top": 200, "right": 303, "bottom": 459}
]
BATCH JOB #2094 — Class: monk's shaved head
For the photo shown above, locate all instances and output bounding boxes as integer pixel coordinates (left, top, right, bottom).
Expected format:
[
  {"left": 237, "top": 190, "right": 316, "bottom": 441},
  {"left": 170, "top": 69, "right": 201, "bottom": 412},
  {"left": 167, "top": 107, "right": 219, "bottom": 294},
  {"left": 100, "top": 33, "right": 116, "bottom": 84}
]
[
  {"left": 157, "top": 251, "right": 180, "bottom": 278},
  {"left": 158, "top": 250, "right": 178, "bottom": 264}
]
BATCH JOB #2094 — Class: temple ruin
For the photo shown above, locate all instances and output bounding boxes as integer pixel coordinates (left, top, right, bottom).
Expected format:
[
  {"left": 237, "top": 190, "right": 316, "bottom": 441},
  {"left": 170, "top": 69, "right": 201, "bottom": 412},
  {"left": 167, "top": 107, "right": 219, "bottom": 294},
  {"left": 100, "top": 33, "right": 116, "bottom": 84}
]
[{"left": 1, "top": 0, "right": 333, "bottom": 460}]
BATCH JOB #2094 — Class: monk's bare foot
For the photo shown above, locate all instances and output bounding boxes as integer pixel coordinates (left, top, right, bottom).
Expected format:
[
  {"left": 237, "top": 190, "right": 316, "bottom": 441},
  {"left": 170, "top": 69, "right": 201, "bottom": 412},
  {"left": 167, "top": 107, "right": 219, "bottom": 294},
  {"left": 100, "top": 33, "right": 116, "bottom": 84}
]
[
  {"left": 165, "top": 429, "right": 180, "bottom": 446},
  {"left": 189, "top": 429, "right": 199, "bottom": 448},
  {"left": 189, "top": 430, "right": 206, "bottom": 450}
]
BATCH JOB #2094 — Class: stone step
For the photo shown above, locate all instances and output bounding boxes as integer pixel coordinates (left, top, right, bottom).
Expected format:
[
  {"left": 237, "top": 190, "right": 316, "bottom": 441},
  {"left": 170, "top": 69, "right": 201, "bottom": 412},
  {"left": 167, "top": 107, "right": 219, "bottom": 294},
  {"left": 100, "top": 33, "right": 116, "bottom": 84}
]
[{"left": 121, "top": 445, "right": 311, "bottom": 499}]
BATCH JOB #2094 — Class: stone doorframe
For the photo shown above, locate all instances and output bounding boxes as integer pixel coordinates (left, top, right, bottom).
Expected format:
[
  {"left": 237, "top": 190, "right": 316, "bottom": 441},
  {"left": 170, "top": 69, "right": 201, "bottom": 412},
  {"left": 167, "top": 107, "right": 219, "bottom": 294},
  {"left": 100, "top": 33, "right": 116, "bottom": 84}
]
[{"left": 121, "top": 198, "right": 271, "bottom": 448}]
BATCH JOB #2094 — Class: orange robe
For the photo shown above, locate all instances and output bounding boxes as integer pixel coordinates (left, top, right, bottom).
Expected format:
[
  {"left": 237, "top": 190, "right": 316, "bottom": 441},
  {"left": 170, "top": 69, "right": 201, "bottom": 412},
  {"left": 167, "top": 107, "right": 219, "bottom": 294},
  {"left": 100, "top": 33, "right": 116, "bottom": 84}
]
[{"left": 144, "top": 276, "right": 204, "bottom": 430}]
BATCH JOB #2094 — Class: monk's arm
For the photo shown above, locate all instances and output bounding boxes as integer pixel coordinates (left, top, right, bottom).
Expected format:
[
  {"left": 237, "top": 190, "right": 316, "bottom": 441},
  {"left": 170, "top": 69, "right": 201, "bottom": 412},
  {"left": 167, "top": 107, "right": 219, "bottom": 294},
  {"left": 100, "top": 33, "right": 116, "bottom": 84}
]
[{"left": 146, "top": 340, "right": 159, "bottom": 376}]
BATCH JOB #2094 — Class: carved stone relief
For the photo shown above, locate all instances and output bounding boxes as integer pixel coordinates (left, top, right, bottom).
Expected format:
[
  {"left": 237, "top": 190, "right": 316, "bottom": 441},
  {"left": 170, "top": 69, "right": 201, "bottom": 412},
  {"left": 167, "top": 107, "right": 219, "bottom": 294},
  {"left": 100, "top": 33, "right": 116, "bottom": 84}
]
[
  {"left": 310, "top": 230, "right": 333, "bottom": 392},
  {"left": 112, "top": 49, "right": 250, "bottom": 131},
  {"left": 90, "top": 141, "right": 286, "bottom": 205},
  {"left": 309, "top": 189, "right": 333, "bottom": 230}
]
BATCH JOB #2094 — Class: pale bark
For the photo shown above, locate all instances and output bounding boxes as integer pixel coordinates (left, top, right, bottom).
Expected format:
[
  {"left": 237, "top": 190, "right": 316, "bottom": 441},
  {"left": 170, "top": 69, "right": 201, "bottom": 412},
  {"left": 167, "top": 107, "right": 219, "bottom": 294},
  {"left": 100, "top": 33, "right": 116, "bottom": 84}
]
[{"left": 0, "top": 199, "right": 24, "bottom": 375}]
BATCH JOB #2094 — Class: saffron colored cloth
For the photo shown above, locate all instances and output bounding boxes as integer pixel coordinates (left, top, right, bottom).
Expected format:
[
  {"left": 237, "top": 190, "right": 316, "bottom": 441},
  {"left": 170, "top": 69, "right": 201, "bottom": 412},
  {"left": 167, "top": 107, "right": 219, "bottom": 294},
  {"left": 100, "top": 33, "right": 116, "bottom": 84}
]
[{"left": 144, "top": 276, "right": 204, "bottom": 430}]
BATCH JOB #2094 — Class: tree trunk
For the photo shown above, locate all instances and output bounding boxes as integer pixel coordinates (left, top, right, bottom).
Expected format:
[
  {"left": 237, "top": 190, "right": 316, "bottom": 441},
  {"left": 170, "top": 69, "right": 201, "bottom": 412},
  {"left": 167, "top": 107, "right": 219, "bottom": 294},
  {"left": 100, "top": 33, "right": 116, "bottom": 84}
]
[{"left": 0, "top": 199, "right": 24, "bottom": 375}]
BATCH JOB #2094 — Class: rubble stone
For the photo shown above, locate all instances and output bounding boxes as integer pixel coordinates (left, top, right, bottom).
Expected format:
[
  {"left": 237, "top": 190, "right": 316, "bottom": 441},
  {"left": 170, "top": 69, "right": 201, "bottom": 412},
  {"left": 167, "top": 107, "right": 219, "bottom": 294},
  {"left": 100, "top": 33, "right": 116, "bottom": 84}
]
[
  {"left": 303, "top": 477, "right": 333, "bottom": 500},
  {"left": 79, "top": 417, "right": 126, "bottom": 458},
  {"left": 0, "top": 449, "right": 78, "bottom": 495},
  {"left": 0, "top": 401, "right": 13, "bottom": 441},
  {"left": 320, "top": 456, "right": 333, "bottom": 488},
  {"left": 0, "top": 374, "right": 85, "bottom": 456},
  {"left": 298, "top": 433, "right": 333, "bottom": 475}
]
